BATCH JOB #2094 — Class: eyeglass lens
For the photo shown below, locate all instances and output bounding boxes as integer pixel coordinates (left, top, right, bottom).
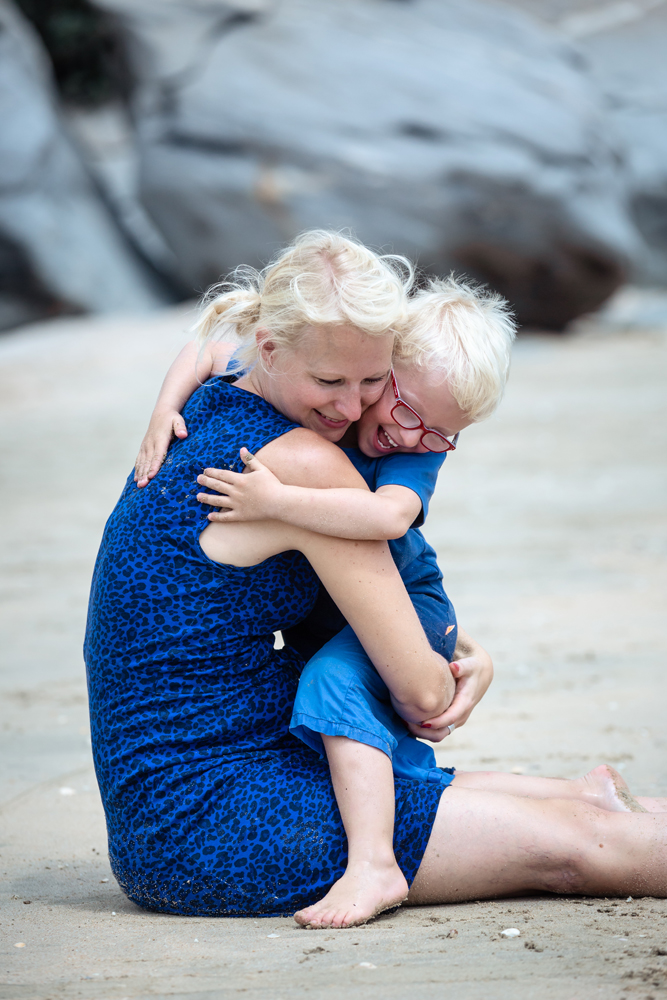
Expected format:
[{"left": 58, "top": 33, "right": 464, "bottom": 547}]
[
  {"left": 392, "top": 403, "right": 422, "bottom": 429},
  {"left": 421, "top": 431, "right": 451, "bottom": 452}
]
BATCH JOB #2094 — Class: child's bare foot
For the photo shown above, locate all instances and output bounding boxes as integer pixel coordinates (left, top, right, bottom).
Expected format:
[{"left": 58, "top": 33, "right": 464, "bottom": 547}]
[
  {"left": 294, "top": 860, "right": 408, "bottom": 929},
  {"left": 575, "top": 765, "right": 647, "bottom": 813}
]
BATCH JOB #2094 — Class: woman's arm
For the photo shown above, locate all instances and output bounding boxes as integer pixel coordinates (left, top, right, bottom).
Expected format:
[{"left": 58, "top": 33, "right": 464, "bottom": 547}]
[
  {"left": 199, "top": 428, "right": 455, "bottom": 723},
  {"left": 196, "top": 450, "right": 421, "bottom": 540},
  {"left": 296, "top": 529, "right": 453, "bottom": 724},
  {"left": 134, "top": 339, "right": 236, "bottom": 487}
]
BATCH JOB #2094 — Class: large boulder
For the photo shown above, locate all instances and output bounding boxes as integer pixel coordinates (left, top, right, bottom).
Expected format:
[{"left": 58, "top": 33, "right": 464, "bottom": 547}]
[
  {"left": 0, "top": 0, "right": 165, "bottom": 330},
  {"left": 497, "top": 0, "right": 667, "bottom": 288},
  {"left": 98, "top": 0, "right": 643, "bottom": 328},
  {"left": 563, "top": 4, "right": 667, "bottom": 287}
]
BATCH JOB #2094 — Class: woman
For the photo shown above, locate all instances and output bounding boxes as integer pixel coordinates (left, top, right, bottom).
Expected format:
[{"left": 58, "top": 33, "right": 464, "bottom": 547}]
[
  {"left": 86, "top": 230, "right": 458, "bottom": 918},
  {"left": 88, "top": 231, "right": 667, "bottom": 925}
]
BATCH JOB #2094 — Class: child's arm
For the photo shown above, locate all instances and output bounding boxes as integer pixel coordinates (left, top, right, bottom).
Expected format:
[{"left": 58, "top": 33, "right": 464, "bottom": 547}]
[
  {"left": 196, "top": 449, "right": 422, "bottom": 540},
  {"left": 134, "top": 339, "right": 235, "bottom": 487}
]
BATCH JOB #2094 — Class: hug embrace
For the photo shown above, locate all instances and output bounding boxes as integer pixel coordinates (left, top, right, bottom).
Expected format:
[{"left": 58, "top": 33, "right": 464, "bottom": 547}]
[{"left": 85, "top": 231, "right": 667, "bottom": 929}]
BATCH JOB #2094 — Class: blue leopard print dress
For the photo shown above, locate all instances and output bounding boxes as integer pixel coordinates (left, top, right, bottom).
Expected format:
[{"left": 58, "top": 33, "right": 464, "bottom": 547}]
[{"left": 84, "top": 377, "right": 445, "bottom": 917}]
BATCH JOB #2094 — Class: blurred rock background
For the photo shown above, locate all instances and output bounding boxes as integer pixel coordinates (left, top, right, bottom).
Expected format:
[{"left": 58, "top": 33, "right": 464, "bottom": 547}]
[{"left": 2, "top": 0, "right": 667, "bottom": 334}]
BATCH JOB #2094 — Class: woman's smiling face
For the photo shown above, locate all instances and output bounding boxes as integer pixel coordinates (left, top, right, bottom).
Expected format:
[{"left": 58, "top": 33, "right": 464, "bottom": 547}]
[
  {"left": 256, "top": 324, "right": 394, "bottom": 442},
  {"left": 355, "top": 363, "right": 475, "bottom": 458}
]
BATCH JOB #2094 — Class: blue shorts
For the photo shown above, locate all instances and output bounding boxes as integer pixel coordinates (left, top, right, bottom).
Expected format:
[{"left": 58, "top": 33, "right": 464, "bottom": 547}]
[{"left": 290, "top": 594, "right": 457, "bottom": 789}]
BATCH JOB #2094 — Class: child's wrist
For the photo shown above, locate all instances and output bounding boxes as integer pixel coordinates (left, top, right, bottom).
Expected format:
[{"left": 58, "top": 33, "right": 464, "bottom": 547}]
[
  {"left": 266, "top": 483, "right": 291, "bottom": 520},
  {"left": 153, "top": 403, "right": 180, "bottom": 418}
]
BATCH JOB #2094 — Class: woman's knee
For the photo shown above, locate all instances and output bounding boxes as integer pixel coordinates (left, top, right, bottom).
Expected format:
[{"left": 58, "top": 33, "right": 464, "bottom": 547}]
[{"left": 534, "top": 801, "right": 613, "bottom": 893}]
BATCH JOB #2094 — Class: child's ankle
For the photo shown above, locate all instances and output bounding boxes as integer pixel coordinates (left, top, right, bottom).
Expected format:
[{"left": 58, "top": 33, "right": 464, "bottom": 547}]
[{"left": 346, "top": 847, "right": 399, "bottom": 871}]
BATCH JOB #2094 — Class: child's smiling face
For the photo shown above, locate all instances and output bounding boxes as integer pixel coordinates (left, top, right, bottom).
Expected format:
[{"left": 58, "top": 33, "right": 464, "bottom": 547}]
[{"left": 355, "top": 364, "right": 474, "bottom": 458}]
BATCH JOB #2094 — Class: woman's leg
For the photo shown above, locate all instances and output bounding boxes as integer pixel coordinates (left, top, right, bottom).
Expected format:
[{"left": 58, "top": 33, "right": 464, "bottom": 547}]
[
  {"left": 408, "top": 786, "right": 667, "bottom": 904},
  {"left": 451, "top": 765, "right": 649, "bottom": 813},
  {"left": 294, "top": 737, "right": 408, "bottom": 928}
]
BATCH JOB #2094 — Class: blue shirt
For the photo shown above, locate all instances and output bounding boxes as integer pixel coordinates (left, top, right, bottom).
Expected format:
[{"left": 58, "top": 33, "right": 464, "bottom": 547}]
[
  {"left": 283, "top": 448, "right": 450, "bottom": 659},
  {"left": 343, "top": 448, "right": 446, "bottom": 596}
]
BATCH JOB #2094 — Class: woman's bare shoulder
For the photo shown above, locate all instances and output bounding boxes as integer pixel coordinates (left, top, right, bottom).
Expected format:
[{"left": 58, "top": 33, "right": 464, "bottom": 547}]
[{"left": 257, "top": 428, "right": 368, "bottom": 490}]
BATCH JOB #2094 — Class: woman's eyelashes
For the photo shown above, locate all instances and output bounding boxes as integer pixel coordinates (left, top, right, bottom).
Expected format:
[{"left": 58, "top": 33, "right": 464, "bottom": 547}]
[{"left": 314, "top": 376, "right": 388, "bottom": 387}]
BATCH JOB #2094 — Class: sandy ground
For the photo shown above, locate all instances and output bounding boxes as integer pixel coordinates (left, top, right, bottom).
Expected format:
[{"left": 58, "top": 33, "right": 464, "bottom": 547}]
[{"left": 1, "top": 306, "right": 666, "bottom": 999}]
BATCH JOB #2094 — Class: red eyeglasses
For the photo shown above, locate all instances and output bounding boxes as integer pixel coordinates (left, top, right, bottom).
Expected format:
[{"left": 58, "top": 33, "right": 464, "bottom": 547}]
[{"left": 390, "top": 371, "right": 459, "bottom": 453}]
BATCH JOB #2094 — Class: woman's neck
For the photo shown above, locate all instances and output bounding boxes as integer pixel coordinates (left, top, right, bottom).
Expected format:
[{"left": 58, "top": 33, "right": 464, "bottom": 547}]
[{"left": 233, "top": 371, "right": 264, "bottom": 398}]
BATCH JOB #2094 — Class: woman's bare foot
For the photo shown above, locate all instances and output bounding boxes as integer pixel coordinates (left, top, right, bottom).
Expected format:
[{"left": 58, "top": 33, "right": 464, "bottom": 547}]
[
  {"left": 635, "top": 797, "right": 667, "bottom": 812},
  {"left": 574, "top": 765, "right": 647, "bottom": 813},
  {"left": 294, "top": 860, "right": 408, "bottom": 929}
]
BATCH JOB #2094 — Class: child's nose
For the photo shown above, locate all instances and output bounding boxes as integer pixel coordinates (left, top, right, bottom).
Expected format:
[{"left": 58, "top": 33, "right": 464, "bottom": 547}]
[{"left": 396, "top": 426, "right": 423, "bottom": 448}]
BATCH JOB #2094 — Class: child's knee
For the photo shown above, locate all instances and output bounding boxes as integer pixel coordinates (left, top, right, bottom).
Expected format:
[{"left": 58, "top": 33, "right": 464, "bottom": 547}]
[{"left": 300, "top": 650, "right": 386, "bottom": 699}]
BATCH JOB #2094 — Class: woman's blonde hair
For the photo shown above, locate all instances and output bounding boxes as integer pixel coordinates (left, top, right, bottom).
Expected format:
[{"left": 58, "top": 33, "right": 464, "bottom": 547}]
[
  {"left": 397, "top": 276, "right": 517, "bottom": 422},
  {"left": 192, "top": 230, "right": 413, "bottom": 371}
]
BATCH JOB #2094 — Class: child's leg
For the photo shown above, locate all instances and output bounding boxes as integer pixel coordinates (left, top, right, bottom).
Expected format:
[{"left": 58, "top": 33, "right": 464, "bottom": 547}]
[
  {"left": 290, "top": 614, "right": 455, "bottom": 929},
  {"left": 293, "top": 736, "right": 408, "bottom": 929},
  {"left": 290, "top": 625, "right": 450, "bottom": 786}
]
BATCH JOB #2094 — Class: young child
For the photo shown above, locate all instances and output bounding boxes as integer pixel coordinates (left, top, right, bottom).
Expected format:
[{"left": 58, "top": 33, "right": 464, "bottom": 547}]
[{"left": 134, "top": 275, "right": 516, "bottom": 928}]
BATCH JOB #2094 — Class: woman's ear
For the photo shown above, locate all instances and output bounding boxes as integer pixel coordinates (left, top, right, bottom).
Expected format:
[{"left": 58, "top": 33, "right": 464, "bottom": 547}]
[{"left": 256, "top": 328, "right": 277, "bottom": 369}]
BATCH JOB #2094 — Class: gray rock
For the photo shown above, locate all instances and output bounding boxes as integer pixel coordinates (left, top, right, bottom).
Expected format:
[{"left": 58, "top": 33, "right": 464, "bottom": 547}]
[
  {"left": 591, "top": 284, "right": 667, "bottom": 329},
  {"left": 565, "top": 4, "right": 667, "bottom": 287},
  {"left": 0, "top": 227, "right": 79, "bottom": 333},
  {"left": 495, "top": 0, "right": 667, "bottom": 287},
  {"left": 0, "top": 0, "right": 165, "bottom": 329},
  {"left": 100, "top": 0, "right": 644, "bottom": 327}
]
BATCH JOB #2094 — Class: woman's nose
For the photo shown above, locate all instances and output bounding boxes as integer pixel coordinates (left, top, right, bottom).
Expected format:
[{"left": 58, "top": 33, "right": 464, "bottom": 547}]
[{"left": 333, "top": 388, "right": 363, "bottom": 422}]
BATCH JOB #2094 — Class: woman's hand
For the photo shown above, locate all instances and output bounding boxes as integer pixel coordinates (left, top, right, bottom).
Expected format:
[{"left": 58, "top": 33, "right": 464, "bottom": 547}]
[
  {"left": 134, "top": 409, "right": 188, "bottom": 487},
  {"left": 406, "top": 633, "right": 493, "bottom": 743},
  {"left": 197, "top": 448, "right": 286, "bottom": 521}
]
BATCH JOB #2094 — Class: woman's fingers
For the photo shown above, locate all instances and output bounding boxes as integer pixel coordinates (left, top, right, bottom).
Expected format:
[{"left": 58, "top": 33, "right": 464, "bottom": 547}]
[
  {"left": 406, "top": 720, "right": 454, "bottom": 743},
  {"left": 417, "top": 689, "right": 475, "bottom": 734},
  {"left": 450, "top": 658, "right": 475, "bottom": 678}
]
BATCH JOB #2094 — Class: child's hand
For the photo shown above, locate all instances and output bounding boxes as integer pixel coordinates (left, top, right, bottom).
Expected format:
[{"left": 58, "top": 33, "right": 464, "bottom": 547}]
[
  {"left": 407, "top": 643, "right": 493, "bottom": 742},
  {"left": 196, "top": 448, "right": 285, "bottom": 522},
  {"left": 134, "top": 409, "right": 188, "bottom": 487}
]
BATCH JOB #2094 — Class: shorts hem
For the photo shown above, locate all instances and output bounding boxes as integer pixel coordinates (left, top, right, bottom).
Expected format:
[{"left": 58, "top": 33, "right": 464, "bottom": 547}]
[{"left": 290, "top": 712, "right": 394, "bottom": 758}]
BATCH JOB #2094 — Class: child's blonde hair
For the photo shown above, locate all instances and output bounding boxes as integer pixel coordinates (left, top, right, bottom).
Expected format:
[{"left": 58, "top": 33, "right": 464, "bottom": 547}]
[
  {"left": 192, "top": 230, "right": 413, "bottom": 371},
  {"left": 398, "top": 276, "right": 516, "bottom": 421}
]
